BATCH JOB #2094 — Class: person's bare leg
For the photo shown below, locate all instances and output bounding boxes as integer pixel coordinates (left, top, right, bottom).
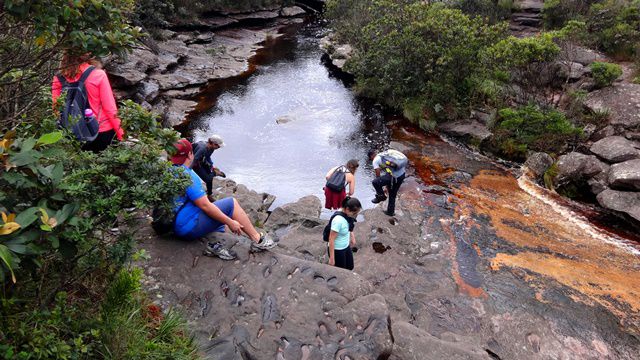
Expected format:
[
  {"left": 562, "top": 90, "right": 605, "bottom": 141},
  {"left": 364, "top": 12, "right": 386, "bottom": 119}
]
[{"left": 231, "top": 198, "right": 261, "bottom": 242}]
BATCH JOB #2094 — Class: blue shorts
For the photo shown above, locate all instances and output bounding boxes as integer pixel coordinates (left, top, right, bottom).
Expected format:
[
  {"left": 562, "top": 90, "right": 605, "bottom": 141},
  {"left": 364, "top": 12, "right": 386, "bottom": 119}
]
[{"left": 177, "top": 197, "right": 235, "bottom": 240}]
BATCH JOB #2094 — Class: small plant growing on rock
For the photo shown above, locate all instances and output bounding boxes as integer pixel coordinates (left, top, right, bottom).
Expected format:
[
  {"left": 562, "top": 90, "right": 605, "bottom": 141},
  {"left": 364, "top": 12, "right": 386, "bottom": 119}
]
[
  {"left": 491, "top": 105, "right": 582, "bottom": 161},
  {"left": 590, "top": 62, "right": 623, "bottom": 88}
]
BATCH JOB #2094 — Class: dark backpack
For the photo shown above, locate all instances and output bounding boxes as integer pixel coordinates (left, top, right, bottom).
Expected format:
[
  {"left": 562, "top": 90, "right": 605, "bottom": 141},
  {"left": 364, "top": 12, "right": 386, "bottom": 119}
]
[
  {"left": 151, "top": 201, "right": 187, "bottom": 235},
  {"left": 325, "top": 166, "right": 348, "bottom": 192},
  {"left": 323, "top": 211, "right": 356, "bottom": 242},
  {"left": 56, "top": 66, "right": 100, "bottom": 142}
]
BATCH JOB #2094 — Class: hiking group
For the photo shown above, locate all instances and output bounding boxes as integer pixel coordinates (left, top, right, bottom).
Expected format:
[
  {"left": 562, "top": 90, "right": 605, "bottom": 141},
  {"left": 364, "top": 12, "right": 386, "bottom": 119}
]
[
  {"left": 52, "top": 51, "right": 409, "bottom": 270},
  {"left": 322, "top": 149, "right": 408, "bottom": 270}
]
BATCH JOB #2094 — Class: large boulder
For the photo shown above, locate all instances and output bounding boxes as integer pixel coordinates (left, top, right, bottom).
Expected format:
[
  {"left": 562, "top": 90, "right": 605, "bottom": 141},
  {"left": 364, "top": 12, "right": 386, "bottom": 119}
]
[
  {"left": 608, "top": 159, "right": 640, "bottom": 191},
  {"left": 524, "top": 152, "right": 553, "bottom": 179},
  {"left": 590, "top": 136, "right": 640, "bottom": 163},
  {"left": 265, "top": 195, "right": 322, "bottom": 229},
  {"left": 555, "top": 152, "right": 605, "bottom": 185},
  {"left": 390, "top": 321, "right": 490, "bottom": 360},
  {"left": 597, "top": 189, "right": 640, "bottom": 222},
  {"left": 564, "top": 45, "right": 608, "bottom": 66},
  {"left": 557, "top": 61, "right": 587, "bottom": 81},
  {"left": 585, "top": 84, "right": 640, "bottom": 129}
]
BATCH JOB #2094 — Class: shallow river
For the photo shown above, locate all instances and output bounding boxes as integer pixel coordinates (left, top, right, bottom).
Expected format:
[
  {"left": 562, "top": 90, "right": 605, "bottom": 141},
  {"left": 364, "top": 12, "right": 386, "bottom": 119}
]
[{"left": 188, "top": 24, "right": 386, "bottom": 210}]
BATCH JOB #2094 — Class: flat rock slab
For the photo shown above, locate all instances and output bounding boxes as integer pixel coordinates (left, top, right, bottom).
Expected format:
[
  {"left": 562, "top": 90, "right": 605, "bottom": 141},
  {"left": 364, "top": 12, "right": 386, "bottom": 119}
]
[
  {"left": 585, "top": 83, "right": 640, "bottom": 129},
  {"left": 438, "top": 120, "right": 492, "bottom": 143},
  {"left": 590, "top": 136, "right": 640, "bottom": 163},
  {"left": 138, "top": 233, "right": 394, "bottom": 360},
  {"left": 390, "top": 321, "right": 490, "bottom": 360}
]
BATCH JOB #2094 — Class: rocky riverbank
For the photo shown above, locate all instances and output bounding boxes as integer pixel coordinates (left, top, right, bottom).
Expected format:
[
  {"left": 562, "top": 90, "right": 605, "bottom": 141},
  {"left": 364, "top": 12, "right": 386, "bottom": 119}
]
[
  {"left": 105, "top": 5, "right": 311, "bottom": 127},
  {"left": 137, "top": 125, "right": 640, "bottom": 359}
]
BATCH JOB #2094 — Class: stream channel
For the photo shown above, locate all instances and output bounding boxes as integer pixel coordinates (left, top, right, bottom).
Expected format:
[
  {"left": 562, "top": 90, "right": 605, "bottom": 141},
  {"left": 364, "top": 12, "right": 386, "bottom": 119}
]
[{"left": 180, "top": 20, "right": 640, "bottom": 354}]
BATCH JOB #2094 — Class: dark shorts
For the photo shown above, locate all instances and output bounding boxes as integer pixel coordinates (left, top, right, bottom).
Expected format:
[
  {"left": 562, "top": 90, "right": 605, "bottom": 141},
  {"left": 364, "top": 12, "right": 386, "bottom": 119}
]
[
  {"left": 180, "top": 197, "right": 235, "bottom": 240},
  {"left": 327, "top": 246, "right": 354, "bottom": 271}
]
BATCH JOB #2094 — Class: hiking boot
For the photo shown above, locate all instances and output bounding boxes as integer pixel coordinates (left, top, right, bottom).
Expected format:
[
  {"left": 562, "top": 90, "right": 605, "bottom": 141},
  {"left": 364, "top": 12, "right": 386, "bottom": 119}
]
[
  {"left": 371, "top": 194, "right": 387, "bottom": 204},
  {"left": 383, "top": 210, "right": 395, "bottom": 217},
  {"left": 250, "top": 232, "right": 277, "bottom": 251},
  {"left": 204, "top": 242, "right": 237, "bottom": 260}
]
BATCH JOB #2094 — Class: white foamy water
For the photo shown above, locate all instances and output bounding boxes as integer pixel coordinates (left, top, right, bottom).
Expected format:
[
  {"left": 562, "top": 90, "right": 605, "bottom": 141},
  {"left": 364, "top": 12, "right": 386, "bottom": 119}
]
[{"left": 517, "top": 171, "right": 640, "bottom": 256}]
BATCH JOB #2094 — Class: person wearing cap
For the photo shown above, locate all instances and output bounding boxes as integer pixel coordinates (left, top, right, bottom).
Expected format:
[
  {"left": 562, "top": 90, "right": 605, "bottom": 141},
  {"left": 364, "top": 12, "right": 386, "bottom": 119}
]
[
  {"left": 170, "top": 139, "right": 277, "bottom": 259},
  {"left": 192, "top": 135, "right": 226, "bottom": 198}
]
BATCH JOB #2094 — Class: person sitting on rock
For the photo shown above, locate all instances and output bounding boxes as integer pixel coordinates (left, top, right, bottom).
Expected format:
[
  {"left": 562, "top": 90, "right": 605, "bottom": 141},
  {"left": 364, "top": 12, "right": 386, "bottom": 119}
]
[
  {"left": 171, "top": 139, "right": 276, "bottom": 260},
  {"left": 192, "top": 135, "right": 226, "bottom": 199},
  {"left": 324, "top": 159, "right": 359, "bottom": 210},
  {"left": 327, "top": 196, "right": 361, "bottom": 270},
  {"left": 368, "top": 149, "right": 408, "bottom": 217}
]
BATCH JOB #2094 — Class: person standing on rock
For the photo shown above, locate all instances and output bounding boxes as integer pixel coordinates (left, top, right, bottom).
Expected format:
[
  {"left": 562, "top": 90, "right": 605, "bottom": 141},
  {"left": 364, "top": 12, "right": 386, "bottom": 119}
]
[
  {"left": 170, "top": 139, "right": 276, "bottom": 260},
  {"left": 368, "top": 149, "right": 408, "bottom": 216},
  {"left": 192, "top": 135, "right": 226, "bottom": 199},
  {"left": 324, "top": 159, "right": 359, "bottom": 210},
  {"left": 327, "top": 197, "right": 361, "bottom": 270},
  {"left": 52, "top": 51, "right": 124, "bottom": 152}
]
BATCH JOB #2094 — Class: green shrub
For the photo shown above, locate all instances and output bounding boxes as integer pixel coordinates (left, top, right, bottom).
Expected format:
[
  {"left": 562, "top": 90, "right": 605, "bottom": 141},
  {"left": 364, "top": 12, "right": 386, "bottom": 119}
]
[
  {"left": 491, "top": 105, "right": 582, "bottom": 160},
  {"left": 328, "top": 1, "right": 509, "bottom": 120},
  {"left": 588, "top": 0, "right": 640, "bottom": 59},
  {"left": 0, "top": 103, "right": 196, "bottom": 358},
  {"left": 590, "top": 61, "right": 623, "bottom": 87},
  {"left": 0, "top": 269, "right": 198, "bottom": 359}
]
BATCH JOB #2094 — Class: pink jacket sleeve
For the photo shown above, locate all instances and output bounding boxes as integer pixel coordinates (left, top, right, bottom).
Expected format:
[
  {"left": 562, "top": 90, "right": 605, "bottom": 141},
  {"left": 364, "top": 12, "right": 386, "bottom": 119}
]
[
  {"left": 97, "top": 71, "right": 124, "bottom": 140},
  {"left": 51, "top": 76, "right": 62, "bottom": 108}
]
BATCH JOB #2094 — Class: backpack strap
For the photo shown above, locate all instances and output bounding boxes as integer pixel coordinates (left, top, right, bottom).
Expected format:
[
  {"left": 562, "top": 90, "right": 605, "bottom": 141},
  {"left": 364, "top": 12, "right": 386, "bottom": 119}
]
[
  {"left": 77, "top": 66, "right": 95, "bottom": 88},
  {"left": 56, "top": 74, "right": 68, "bottom": 87}
]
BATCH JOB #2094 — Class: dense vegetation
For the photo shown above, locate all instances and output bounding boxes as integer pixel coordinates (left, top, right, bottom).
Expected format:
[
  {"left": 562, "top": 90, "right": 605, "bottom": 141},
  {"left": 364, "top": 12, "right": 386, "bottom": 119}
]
[
  {"left": 326, "top": 1, "right": 563, "bottom": 129},
  {"left": 326, "top": 0, "right": 639, "bottom": 161},
  {"left": 1, "top": 1, "right": 198, "bottom": 358}
]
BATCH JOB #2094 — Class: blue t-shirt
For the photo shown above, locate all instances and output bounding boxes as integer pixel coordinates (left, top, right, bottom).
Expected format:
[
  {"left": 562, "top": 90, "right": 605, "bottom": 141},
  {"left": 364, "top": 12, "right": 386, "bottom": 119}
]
[
  {"left": 330, "top": 215, "right": 351, "bottom": 250},
  {"left": 173, "top": 165, "right": 207, "bottom": 236}
]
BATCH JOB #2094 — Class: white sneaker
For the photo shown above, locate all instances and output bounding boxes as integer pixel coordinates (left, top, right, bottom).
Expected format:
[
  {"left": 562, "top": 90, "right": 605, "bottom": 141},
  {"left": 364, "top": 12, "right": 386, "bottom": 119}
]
[{"left": 250, "top": 232, "right": 277, "bottom": 250}]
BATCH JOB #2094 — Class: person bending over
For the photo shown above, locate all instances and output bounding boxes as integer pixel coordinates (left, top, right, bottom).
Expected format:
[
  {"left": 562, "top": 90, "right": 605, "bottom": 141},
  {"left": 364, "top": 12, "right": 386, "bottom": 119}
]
[
  {"left": 368, "top": 149, "right": 407, "bottom": 216},
  {"left": 324, "top": 159, "right": 359, "bottom": 210},
  {"left": 171, "top": 139, "right": 276, "bottom": 260},
  {"left": 192, "top": 135, "right": 226, "bottom": 198}
]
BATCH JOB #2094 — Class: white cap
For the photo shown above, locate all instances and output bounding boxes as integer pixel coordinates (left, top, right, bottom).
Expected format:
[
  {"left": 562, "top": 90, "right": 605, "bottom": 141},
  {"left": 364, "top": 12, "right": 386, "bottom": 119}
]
[{"left": 208, "top": 134, "right": 225, "bottom": 147}]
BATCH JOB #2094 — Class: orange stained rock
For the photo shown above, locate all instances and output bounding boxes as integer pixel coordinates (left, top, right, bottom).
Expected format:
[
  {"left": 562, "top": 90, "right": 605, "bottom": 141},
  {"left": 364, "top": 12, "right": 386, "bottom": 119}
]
[{"left": 458, "top": 170, "right": 640, "bottom": 332}]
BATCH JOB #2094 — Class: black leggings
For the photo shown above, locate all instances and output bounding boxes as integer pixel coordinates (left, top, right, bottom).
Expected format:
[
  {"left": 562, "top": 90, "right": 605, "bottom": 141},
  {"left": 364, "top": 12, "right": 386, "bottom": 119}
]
[
  {"left": 81, "top": 130, "right": 115, "bottom": 153},
  {"left": 328, "top": 247, "right": 354, "bottom": 270}
]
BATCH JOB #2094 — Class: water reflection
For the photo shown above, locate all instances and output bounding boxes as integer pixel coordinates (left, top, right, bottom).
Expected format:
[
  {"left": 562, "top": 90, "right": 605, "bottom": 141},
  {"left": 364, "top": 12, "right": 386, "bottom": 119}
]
[{"left": 193, "top": 25, "right": 388, "bottom": 210}]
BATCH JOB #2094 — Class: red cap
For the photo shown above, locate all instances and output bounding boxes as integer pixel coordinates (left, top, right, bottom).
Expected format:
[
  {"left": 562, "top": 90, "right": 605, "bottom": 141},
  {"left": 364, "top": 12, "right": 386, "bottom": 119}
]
[{"left": 171, "top": 138, "right": 192, "bottom": 165}]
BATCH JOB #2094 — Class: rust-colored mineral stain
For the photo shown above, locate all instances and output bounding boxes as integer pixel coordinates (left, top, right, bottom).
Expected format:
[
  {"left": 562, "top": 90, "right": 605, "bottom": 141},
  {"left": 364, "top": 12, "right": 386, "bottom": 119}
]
[{"left": 458, "top": 170, "right": 640, "bottom": 331}]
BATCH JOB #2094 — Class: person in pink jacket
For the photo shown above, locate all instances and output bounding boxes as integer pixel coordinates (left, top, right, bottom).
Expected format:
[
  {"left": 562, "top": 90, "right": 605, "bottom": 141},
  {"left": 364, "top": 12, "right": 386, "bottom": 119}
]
[{"left": 52, "top": 52, "right": 124, "bottom": 152}]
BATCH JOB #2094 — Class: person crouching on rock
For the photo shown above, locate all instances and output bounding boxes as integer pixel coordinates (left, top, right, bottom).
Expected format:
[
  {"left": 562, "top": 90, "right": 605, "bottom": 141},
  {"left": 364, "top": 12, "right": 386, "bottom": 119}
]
[
  {"left": 324, "top": 159, "right": 359, "bottom": 210},
  {"left": 327, "top": 197, "right": 361, "bottom": 270},
  {"left": 170, "top": 139, "right": 276, "bottom": 260},
  {"left": 192, "top": 135, "right": 226, "bottom": 200}
]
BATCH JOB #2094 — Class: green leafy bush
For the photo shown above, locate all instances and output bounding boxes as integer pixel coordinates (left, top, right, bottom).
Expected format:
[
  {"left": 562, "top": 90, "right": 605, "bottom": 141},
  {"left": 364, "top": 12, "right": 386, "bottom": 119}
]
[
  {"left": 590, "top": 61, "right": 623, "bottom": 87},
  {"left": 0, "top": 102, "right": 195, "bottom": 358},
  {"left": 0, "top": 269, "right": 198, "bottom": 359},
  {"left": 588, "top": 0, "right": 640, "bottom": 59},
  {"left": 491, "top": 105, "right": 583, "bottom": 160},
  {"left": 328, "top": 1, "right": 509, "bottom": 121}
]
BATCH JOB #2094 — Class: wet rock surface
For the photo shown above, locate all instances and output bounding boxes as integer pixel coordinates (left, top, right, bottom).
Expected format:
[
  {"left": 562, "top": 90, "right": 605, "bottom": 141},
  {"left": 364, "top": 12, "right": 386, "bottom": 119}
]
[
  {"left": 106, "top": 9, "right": 309, "bottom": 127},
  {"left": 138, "top": 127, "right": 640, "bottom": 359}
]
